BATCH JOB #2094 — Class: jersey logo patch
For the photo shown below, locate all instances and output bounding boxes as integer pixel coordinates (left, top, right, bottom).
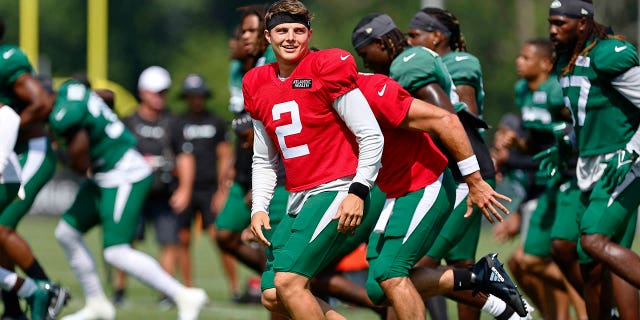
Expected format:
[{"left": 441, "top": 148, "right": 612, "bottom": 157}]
[
  {"left": 615, "top": 45, "right": 627, "bottom": 53},
  {"left": 292, "top": 79, "right": 312, "bottom": 89},
  {"left": 455, "top": 56, "right": 470, "bottom": 62},
  {"left": 2, "top": 49, "right": 15, "bottom": 60},
  {"left": 378, "top": 84, "right": 387, "bottom": 96},
  {"left": 575, "top": 56, "right": 590, "bottom": 68},
  {"left": 403, "top": 53, "right": 417, "bottom": 62},
  {"left": 340, "top": 54, "right": 351, "bottom": 61}
]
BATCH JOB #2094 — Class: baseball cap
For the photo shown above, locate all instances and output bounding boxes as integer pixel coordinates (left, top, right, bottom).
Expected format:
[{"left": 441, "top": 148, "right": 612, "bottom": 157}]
[
  {"left": 181, "top": 73, "right": 211, "bottom": 98},
  {"left": 138, "top": 66, "right": 171, "bottom": 93}
]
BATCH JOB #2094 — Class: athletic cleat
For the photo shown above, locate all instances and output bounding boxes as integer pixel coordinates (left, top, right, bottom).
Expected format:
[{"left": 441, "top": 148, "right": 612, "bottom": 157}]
[
  {"left": 472, "top": 253, "right": 528, "bottom": 317},
  {"left": 174, "top": 287, "right": 208, "bottom": 320},
  {"left": 60, "top": 295, "right": 115, "bottom": 320},
  {"left": 27, "top": 280, "right": 70, "bottom": 320}
]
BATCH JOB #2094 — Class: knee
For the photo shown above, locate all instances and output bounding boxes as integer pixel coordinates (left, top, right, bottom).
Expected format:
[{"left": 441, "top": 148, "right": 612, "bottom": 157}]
[
  {"left": 580, "top": 234, "right": 607, "bottom": 256},
  {"left": 551, "top": 239, "right": 577, "bottom": 265},
  {"left": 274, "top": 272, "right": 306, "bottom": 297},
  {"left": 215, "top": 230, "right": 237, "bottom": 250},
  {"left": 0, "top": 225, "right": 13, "bottom": 241},
  {"left": 103, "top": 244, "right": 130, "bottom": 265},
  {"left": 54, "top": 220, "right": 81, "bottom": 245},
  {"left": 261, "top": 288, "right": 278, "bottom": 310}
]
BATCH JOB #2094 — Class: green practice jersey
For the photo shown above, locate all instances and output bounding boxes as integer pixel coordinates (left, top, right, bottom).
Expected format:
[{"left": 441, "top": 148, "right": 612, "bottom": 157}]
[
  {"left": 441, "top": 51, "right": 485, "bottom": 116},
  {"left": 515, "top": 77, "right": 565, "bottom": 131},
  {"left": 49, "top": 80, "right": 136, "bottom": 172},
  {"left": 0, "top": 44, "right": 33, "bottom": 113},
  {"left": 390, "top": 46, "right": 457, "bottom": 103},
  {"left": 555, "top": 38, "right": 640, "bottom": 156}
]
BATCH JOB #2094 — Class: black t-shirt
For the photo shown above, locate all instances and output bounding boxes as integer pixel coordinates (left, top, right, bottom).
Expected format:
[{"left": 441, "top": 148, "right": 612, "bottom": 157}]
[
  {"left": 175, "top": 110, "right": 229, "bottom": 191},
  {"left": 124, "top": 110, "right": 185, "bottom": 197}
]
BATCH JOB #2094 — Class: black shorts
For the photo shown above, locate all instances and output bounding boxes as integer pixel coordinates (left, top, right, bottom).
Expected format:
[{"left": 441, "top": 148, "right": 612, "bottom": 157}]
[
  {"left": 135, "top": 197, "right": 179, "bottom": 245},
  {"left": 177, "top": 188, "right": 216, "bottom": 230}
]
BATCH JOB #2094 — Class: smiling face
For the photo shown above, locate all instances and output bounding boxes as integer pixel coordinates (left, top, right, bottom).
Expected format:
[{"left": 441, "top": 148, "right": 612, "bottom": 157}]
[{"left": 265, "top": 22, "right": 312, "bottom": 72}]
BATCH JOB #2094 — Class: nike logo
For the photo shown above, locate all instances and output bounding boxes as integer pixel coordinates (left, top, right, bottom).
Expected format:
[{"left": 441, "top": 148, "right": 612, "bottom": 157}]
[
  {"left": 377, "top": 84, "right": 387, "bottom": 96},
  {"left": 489, "top": 267, "right": 505, "bottom": 282},
  {"left": 455, "top": 56, "right": 470, "bottom": 62},
  {"left": 615, "top": 45, "right": 627, "bottom": 53},
  {"left": 2, "top": 49, "right": 15, "bottom": 60},
  {"left": 402, "top": 53, "right": 417, "bottom": 62},
  {"left": 340, "top": 54, "right": 350, "bottom": 61},
  {"left": 617, "top": 152, "right": 633, "bottom": 169},
  {"left": 54, "top": 109, "right": 66, "bottom": 121}
]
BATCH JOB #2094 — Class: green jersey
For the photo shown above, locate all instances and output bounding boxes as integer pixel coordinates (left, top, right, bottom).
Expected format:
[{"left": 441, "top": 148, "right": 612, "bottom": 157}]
[
  {"left": 49, "top": 80, "right": 136, "bottom": 172},
  {"left": 441, "top": 51, "right": 485, "bottom": 116},
  {"left": 514, "top": 77, "right": 565, "bottom": 131},
  {"left": 555, "top": 38, "right": 640, "bottom": 156},
  {"left": 228, "top": 46, "right": 276, "bottom": 113},
  {"left": 390, "top": 46, "right": 458, "bottom": 104},
  {"left": 0, "top": 44, "right": 33, "bottom": 113}
]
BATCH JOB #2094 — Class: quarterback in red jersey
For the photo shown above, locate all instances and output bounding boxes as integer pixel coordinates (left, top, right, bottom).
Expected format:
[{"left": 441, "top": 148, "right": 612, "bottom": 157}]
[{"left": 242, "top": 1, "right": 383, "bottom": 319}]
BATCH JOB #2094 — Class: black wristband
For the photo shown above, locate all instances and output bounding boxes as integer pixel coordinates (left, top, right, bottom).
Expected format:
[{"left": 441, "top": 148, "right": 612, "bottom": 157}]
[{"left": 348, "top": 182, "right": 369, "bottom": 200}]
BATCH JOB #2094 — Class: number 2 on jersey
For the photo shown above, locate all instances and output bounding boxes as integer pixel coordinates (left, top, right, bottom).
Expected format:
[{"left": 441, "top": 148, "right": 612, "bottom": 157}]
[{"left": 272, "top": 101, "right": 310, "bottom": 159}]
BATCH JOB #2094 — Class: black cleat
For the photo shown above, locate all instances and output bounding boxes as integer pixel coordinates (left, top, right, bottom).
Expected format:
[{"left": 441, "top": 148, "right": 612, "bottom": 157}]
[
  {"left": 46, "top": 283, "right": 70, "bottom": 320},
  {"left": 472, "top": 253, "right": 528, "bottom": 317}
]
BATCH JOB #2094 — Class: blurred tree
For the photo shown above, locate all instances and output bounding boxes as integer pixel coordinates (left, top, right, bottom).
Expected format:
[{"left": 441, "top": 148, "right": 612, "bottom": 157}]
[{"left": 0, "top": 0, "right": 636, "bottom": 124}]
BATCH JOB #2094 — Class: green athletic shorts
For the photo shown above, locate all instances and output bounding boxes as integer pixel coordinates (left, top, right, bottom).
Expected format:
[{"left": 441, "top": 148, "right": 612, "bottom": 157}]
[
  {"left": 523, "top": 183, "right": 557, "bottom": 257},
  {"left": 62, "top": 175, "right": 153, "bottom": 248},
  {"left": 0, "top": 184, "right": 20, "bottom": 212},
  {"left": 215, "top": 182, "right": 288, "bottom": 233},
  {"left": 1, "top": 137, "right": 56, "bottom": 228},
  {"left": 551, "top": 178, "right": 582, "bottom": 243},
  {"left": 577, "top": 175, "right": 640, "bottom": 264},
  {"left": 366, "top": 170, "right": 456, "bottom": 305},
  {"left": 427, "top": 178, "right": 496, "bottom": 262},
  {"left": 261, "top": 185, "right": 384, "bottom": 291}
]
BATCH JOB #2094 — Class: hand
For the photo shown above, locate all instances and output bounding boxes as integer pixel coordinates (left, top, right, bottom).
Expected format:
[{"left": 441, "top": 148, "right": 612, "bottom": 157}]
[
  {"left": 601, "top": 148, "right": 639, "bottom": 193},
  {"left": 533, "top": 146, "right": 564, "bottom": 178},
  {"left": 210, "top": 189, "right": 228, "bottom": 214},
  {"left": 464, "top": 173, "right": 511, "bottom": 224},
  {"left": 492, "top": 213, "right": 521, "bottom": 243},
  {"left": 169, "top": 187, "right": 191, "bottom": 213},
  {"left": 250, "top": 211, "right": 271, "bottom": 246},
  {"left": 241, "top": 227, "right": 258, "bottom": 244},
  {"left": 332, "top": 194, "right": 364, "bottom": 233}
]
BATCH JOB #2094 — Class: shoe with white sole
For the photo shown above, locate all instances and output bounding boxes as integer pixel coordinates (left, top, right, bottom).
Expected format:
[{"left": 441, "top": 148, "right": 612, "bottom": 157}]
[
  {"left": 174, "top": 288, "right": 208, "bottom": 320},
  {"left": 61, "top": 295, "right": 115, "bottom": 320}
]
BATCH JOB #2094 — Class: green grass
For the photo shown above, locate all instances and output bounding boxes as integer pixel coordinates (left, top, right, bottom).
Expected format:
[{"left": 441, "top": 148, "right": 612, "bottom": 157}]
[{"left": 16, "top": 215, "right": 558, "bottom": 319}]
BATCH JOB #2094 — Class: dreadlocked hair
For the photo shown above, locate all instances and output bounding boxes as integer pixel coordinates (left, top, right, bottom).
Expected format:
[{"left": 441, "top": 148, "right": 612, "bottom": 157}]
[
  {"left": 237, "top": 4, "right": 270, "bottom": 58},
  {"left": 421, "top": 7, "right": 467, "bottom": 52},
  {"left": 560, "top": 19, "right": 624, "bottom": 76},
  {"left": 380, "top": 28, "right": 409, "bottom": 61}
]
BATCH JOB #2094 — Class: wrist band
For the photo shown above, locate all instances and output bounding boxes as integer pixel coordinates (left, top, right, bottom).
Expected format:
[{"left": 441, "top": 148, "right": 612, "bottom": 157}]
[
  {"left": 348, "top": 182, "right": 370, "bottom": 200},
  {"left": 457, "top": 155, "right": 480, "bottom": 176}
]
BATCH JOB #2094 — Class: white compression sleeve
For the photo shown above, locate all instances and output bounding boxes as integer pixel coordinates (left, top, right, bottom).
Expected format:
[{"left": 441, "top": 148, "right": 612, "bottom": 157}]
[
  {"left": 251, "top": 119, "right": 278, "bottom": 216},
  {"left": 332, "top": 88, "right": 384, "bottom": 188},
  {"left": 0, "top": 106, "right": 20, "bottom": 174},
  {"left": 54, "top": 220, "right": 105, "bottom": 298},
  {"left": 103, "top": 244, "right": 183, "bottom": 298}
]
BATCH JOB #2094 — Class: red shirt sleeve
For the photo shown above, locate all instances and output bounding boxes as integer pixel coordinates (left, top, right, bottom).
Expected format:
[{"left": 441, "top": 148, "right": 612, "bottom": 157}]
[{"left": 314, "top": 49, "right": 358, "bottom": 100}]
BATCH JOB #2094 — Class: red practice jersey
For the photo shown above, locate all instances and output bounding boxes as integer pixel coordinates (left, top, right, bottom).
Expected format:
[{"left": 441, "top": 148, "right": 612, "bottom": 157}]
[
  {"left": 243, "top": 49, "right": 360, "bottom": 192},
  {"left": 357, "top": 73, "right": 448, "bottom": 198}
]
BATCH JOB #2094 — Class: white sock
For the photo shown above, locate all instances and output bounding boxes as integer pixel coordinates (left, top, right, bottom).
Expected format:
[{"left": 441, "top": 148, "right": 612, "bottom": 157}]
[
  {"left": 0, "top": 267, "right": 19, "bottom": 292},
  {"left": 104, "top": 244, "right": 183, "bottom": 298},
  {"left": 55, "top": 220, "right": 105, "bottom": 298},
  {"left": 16, "top": 278, "right": 37, "bottom": 298},
  {"left": 482, "top": 294, "right": 507, "bottom": 317}
]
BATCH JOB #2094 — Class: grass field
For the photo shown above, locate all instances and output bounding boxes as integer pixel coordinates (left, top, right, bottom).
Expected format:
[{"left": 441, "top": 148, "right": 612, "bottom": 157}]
[{"left": 18, "top": 214, "right": 626, "bottom": 319}]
